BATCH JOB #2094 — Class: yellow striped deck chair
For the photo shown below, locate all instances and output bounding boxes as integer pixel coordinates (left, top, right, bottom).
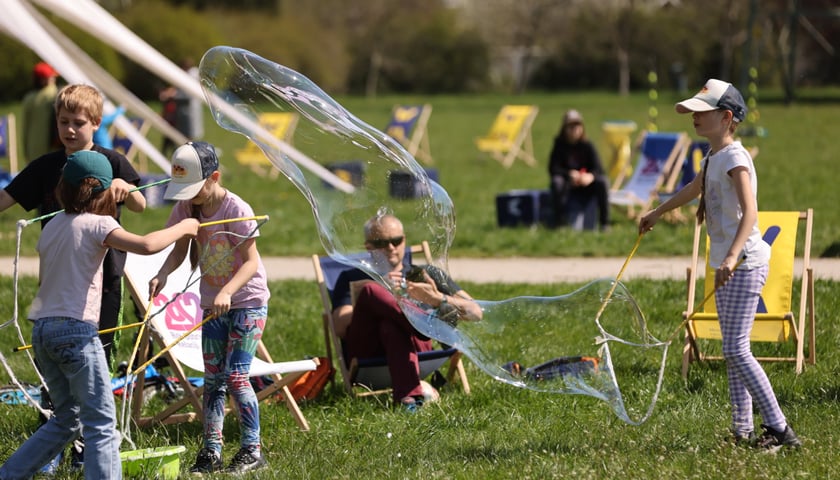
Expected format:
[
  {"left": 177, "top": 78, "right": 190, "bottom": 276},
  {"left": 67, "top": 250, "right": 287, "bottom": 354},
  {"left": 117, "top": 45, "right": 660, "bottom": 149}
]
[
  {"left": 474, "top": 105, "right": 538, "bottom": 168},
  {"left": 682, "top": 209, "right": 816, "bottom": 377},
  {"left": 234, "top": 112, "right": 298, "bottom": 178}
]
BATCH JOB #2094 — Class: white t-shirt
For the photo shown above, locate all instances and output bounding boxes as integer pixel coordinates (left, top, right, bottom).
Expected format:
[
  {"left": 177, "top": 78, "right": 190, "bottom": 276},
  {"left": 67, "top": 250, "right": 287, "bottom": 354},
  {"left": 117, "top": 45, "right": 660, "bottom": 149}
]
[
  {"left": 30, "top": 212, "right": 121, "bottom": 325},
  {"left": 703, "top": 141, "right": 770, "bottom": 269}
]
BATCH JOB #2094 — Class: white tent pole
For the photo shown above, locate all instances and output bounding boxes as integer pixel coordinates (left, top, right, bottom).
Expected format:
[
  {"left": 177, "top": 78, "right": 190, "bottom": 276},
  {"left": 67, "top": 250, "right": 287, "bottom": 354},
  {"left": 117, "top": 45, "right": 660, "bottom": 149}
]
[
  {"left": 30, "top": 0, "right": 354, "bottom": 193},
  {"left": 2, "top": 0, "right": 172, "bottom": 171},
  {"left": 27, "top": 3, "right": 188, "bottom": 147}
]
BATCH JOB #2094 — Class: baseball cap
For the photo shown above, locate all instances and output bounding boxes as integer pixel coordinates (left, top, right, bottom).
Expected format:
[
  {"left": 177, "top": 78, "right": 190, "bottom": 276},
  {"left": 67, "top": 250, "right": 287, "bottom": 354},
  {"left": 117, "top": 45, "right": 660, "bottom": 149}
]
[
  {"left": 33, "top": 62, "right": 58, "bottom": 80},
  {"left": 675, "top": 79, "right": 747, "bottom": 122},
  {"left": 163, "top": 141, "right": 220, "bottom": 201},
  {"left": 562, "top": 109, "right": 584, "bottom": 126},
  {"left": 63, "top": 150, "right": 112, "bottom": 192}
]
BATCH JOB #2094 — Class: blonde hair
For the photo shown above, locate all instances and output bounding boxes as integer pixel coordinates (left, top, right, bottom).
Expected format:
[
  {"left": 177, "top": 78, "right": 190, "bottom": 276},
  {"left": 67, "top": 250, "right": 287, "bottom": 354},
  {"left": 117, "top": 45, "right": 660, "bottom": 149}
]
[{"left": 54, "top": 84, "right": 103, "bottom": 123}]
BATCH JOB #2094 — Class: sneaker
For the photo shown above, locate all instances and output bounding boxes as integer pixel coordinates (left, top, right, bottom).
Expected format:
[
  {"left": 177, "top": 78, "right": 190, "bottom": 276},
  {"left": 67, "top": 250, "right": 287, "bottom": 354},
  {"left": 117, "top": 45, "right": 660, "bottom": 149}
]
[
  {"left": 39, "top": 450, "right": 62, "bottom": 475},
  {"left": 70, "top": 438, "right": 84, "bottom": 470},
  {"left": 757, "top": 424, "right": 802, "bottom": 450},
  {"left": 400, "top": 396, "right": 423, "bottom": 413},
  {"left": 226, "top": 447, "right": 267, "bottom": 473},
  {"left": 189, "top": 447, "right": 223, "bottom": 475},
  {"left": 732, "top": 431, "right": 757, "bottom": 447}
]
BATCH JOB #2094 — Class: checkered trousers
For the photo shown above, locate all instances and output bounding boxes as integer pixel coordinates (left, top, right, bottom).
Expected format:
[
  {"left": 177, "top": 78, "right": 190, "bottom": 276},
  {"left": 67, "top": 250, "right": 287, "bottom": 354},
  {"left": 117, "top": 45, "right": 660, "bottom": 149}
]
[{"left": 715, "top": 264, "right": 786, "bottom": 435}]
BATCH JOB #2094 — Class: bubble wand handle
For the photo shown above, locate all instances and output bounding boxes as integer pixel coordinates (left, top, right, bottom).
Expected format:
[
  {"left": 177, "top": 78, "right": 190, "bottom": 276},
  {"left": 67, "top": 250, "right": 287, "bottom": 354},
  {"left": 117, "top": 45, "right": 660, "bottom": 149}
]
[
  {"left": 23, "top": 178, "right": 172, "bottom": 226},
  {"left": 199, "top": 215, "right": 269, "bottom": 228},
  {"left": 594, "top": 233, "right": 643, "bottom": 321},
  {"left": 130, "top": 312, "right": 215, "bottom": 377},
  {"left": 13, "top": 320, "right": 148, "bottom": 352}
]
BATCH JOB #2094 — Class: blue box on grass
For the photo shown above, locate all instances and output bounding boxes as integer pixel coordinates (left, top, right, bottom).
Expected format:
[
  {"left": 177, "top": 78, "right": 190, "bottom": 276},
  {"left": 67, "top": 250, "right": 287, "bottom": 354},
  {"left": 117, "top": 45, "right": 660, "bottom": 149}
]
[
  {"left": 496, "top": 189, "right": 552, "bottom": 227},
  {"left": 389, "top": 168, "right": 439, "bottom": 199},
  {"left": 324, "top": 161, "right": 365, "bottom": 189}
]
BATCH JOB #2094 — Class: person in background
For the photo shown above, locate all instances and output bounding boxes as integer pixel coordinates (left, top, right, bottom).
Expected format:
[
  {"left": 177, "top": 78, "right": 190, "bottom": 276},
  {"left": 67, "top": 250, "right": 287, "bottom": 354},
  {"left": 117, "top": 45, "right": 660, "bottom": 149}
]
[
  {"left": 547, "top": 109, "right": 611, "bottom": 231},
  {"left": 92, "top": 105, "right": 125, "bottom": 150},
  {"left": 21, "top": 62, "right": 60, "bottom": 164},
  {"left": 0, "top": 150, "right": 198, "bottom": 480},
  {"left": 330, "top": 214, "right": 482, "bottom": 412},
  {"left": 638, "top": 79, "right": 801, "bottom": 450},
  {"left": 159, "top": 58, "right": 204, "bottom": 155},
  {"left": 150, "top": 141, "right": 270, "bottom": 475}
]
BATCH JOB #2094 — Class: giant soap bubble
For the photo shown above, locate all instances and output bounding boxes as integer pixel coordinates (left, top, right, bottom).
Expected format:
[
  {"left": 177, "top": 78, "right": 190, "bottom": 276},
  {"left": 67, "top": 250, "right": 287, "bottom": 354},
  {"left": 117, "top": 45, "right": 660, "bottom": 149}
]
[{"left": 199, "top": 46, "right": 669, "bottom": 424}]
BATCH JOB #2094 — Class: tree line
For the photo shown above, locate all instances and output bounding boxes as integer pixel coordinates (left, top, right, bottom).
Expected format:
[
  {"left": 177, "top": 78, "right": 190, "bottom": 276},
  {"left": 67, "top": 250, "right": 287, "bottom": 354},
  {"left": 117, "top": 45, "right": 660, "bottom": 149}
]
[{"left": 0, "top": 0, "right": 837, "bottom": 103}]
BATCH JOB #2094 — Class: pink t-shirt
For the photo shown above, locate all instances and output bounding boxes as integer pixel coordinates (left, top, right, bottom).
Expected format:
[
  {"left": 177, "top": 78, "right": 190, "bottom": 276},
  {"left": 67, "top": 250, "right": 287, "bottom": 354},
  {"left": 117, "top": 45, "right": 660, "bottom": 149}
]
[
  {"left": 30, "top": 212, "right": 121, "bottom": 325},
  {"left": 166, "top": 190, "right": 270, "bottom": 309}
]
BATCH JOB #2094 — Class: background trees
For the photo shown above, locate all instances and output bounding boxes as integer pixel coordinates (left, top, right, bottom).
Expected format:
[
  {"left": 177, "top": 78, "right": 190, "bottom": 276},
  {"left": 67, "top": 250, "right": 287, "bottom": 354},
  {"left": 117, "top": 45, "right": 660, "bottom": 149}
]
[{"left": 0, "top": 0, "right": 837, "bottom": 102}]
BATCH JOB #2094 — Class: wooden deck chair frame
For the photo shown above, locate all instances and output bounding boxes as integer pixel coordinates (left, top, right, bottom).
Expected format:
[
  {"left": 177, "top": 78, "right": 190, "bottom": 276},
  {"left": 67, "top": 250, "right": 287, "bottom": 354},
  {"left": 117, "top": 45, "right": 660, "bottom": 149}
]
[
  {"left": 474, "top": 105, "right": 539, "bottom": 168},
  {"left": 385, "top": 104, "right": 434, "bottom": 165},
  {"left": 681, "top": 209, "right": 816, "bottom": 377},
  {"left": 0, "top": 113, "right": 18, "bottom": 173},
  {"left": 609, "top": 130, "right": 690, "bottom": 219},
  {"left": 111, "top": 116, "right": 152, "bottom": 171},
  {"left": 312, "top": 241, "right": 470, "bottom": 398},
  {"left": 122, "top": 249, "right": 318, "bottom": 431},
  {"left": 657, "top": 140, "right": 709, "bottom": 224},
  {"left": 234, "top": 112, "right": 299, "bottom": 178}
]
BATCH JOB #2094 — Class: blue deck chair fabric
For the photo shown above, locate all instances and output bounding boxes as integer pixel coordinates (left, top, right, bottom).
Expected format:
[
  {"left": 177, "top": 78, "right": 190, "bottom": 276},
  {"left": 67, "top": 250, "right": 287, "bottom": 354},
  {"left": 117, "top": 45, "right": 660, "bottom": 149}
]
[
  {"left": 609, "top": 131, "right": 689, "bottom": 217},
  {"left": 0, "top": 113, "right": 19, "bottom": 173},
  {"left": 384, "top": 104, "right": 434, "bottom": 164},
  {"left": 657, "top": 140, "right": 709, "bottom": 210},
  {"left": 313, "top": 245, "right": 468, "bottom": 395}
]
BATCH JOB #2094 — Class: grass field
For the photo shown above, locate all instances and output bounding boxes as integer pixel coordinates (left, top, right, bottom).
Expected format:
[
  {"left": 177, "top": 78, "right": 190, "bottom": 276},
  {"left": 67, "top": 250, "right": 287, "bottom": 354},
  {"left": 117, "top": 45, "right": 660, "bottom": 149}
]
[
  {"left": 0, "top": 90, "right": 837, "bottom": 478},
  {"left": 0, "top": 275, "right": 837, "bottom": 479},
  {"left": 1, "top": 89, "right": 838, "bottom": 259}
]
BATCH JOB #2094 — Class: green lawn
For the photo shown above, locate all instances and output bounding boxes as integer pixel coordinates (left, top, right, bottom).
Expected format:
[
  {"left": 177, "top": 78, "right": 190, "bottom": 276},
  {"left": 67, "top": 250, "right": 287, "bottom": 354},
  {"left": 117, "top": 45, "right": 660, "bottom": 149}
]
[
  {"left": 0, "top": 276, "right": 836, "bottom": 479},
  {"left": 1, "top": 90, "right": 838, "bottom": 259},
  {"left": 0, "top": 90, "right": 836, "bottom": 477}
]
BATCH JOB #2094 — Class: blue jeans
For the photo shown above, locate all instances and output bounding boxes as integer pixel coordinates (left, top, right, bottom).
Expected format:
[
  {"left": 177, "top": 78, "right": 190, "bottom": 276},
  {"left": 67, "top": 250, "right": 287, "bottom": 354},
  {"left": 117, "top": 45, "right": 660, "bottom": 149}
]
[
  {"left": 201, "top": 307, "right": 266, "bottom": 453},
  {"left": 0, "top": 318, "right": 121, "bottom": 480}
]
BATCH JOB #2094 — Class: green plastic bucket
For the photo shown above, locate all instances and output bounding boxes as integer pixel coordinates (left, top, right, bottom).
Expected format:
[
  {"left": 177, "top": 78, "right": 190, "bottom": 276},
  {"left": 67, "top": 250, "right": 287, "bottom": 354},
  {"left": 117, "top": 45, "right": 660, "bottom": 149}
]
[{"left": 120, "top": 445, "right": 186, "bottom": 479}]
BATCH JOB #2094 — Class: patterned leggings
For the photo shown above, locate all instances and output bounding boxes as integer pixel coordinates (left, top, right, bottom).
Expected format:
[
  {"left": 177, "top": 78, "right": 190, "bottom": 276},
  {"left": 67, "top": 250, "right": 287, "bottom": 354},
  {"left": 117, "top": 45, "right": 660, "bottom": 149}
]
[
  {"left": 201, "top": 306, "right": 266, "bottom": 453},
  {"left": 716, "top": 265, "right": 786, "bottom": 435}
]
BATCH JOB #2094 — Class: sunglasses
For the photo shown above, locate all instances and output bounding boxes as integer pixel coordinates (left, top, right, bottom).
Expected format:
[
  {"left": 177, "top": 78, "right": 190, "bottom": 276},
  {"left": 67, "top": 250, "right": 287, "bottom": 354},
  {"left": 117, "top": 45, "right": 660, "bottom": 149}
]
[{"left": 367, "top": 236, "right": 404, "bottom": 249}]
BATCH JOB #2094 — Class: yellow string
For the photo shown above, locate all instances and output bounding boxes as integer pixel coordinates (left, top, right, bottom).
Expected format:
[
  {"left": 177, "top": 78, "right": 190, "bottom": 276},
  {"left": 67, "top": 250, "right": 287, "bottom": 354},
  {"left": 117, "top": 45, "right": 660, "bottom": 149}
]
[{"left": 665, "top": 256, "right": 747, "bottom": 344}]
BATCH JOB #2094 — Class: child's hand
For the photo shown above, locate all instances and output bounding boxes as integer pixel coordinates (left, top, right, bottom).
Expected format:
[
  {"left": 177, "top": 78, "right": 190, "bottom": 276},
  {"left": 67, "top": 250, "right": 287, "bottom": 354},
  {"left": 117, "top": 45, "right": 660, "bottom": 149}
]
[
  {"left": 149, "top": 274, "right": 167, "bottom": 299},
  {"left": 211, "top": 292, "right": 232, "bottom": 317},
  {"left": 179, "top": 218, "right": 200, "bottom": 237},
  {"left": 638, "top": 210, "right": 660, "bottom": 234},
  {"left": 110, "top": 178, "right": 133, "bottom": 203}
]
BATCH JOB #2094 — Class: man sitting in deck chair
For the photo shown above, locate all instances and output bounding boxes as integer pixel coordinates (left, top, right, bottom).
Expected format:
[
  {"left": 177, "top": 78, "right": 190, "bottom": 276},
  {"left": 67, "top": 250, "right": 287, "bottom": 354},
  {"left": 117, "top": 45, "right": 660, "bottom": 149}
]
[{"left": 331, "top": 214, "right": 482, "bottom": 412}]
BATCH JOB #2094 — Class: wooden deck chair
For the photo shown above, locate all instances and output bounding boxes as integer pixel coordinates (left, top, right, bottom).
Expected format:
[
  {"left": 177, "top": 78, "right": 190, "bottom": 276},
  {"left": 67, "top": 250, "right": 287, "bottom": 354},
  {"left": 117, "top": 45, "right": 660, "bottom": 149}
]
[
  {"left": 657, "top": 140, "right": 709, "bottom": 223},
  {"left": 234, "top": 112, "right": 298, "bottom": 178},
  {"left": 609, "top": 131, "right": 690, "bottom": 219},
  {"left": 682, "top": 209, "right": 816, "bottom": 378},
  {"left": 122, "top": 248, "right": 318, "bottom": 430},
  {"left": 0, "top": 113, "right": 18, "bottom": 174},
  {"left": 312, "top": 242, "right": 470, "bottom": 398},
  {"left": 385, "top": 104, "right": 433, "bottom": 165},
  {"left": 475, "top": 105, "right": 539, "bottom": 168},
  {"left": 111, "top": 116, "right": 151, "bottom": 171}
]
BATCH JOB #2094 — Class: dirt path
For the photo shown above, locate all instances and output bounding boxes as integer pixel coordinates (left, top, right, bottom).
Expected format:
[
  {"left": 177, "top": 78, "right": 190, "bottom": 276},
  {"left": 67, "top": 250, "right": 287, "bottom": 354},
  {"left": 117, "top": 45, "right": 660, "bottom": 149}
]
[{"left": 4, "top": 256, "right": 839, "bottom": 283}]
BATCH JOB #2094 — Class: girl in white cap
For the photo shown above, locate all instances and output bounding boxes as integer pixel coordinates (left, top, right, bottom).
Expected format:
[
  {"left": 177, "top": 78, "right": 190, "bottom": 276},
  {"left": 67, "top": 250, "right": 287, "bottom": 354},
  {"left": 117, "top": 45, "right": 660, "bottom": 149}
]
[
  {"left": 0, "top": 151, "right": 198, "bottom": 479},
  {"left": 638, "top": 79, "right": 801, "bottom": 450},
  {"left": 150, "top": 141, "right": 271, "bottom": 474}
]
